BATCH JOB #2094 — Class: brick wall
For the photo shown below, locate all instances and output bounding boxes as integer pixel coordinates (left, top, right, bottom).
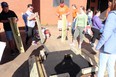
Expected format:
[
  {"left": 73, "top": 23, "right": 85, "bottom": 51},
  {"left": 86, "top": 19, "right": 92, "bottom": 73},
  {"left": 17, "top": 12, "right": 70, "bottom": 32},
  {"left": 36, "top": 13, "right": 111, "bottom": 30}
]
[
  {"left": 0, "top": 0, "right": 87, "bottom": 30},
  {"left": 40, "top": 0, "right": 87, "bottom": 25}
]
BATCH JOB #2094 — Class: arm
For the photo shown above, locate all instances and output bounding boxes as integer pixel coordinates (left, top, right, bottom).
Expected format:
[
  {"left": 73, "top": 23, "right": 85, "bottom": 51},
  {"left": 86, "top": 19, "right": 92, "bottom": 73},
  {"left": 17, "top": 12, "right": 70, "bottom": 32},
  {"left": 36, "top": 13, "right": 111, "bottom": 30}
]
[
  {"left": 27, "top": 13, "right": 36, "bottom": 21},
  {"left": 12, "top": 11, "right": 18, "bottom": 22},
  {"left": 96, "top": 12, "right": 116, "bottom": 50},
  {"left": 65, "top": 6, "right": 70, "bottom": 16}
]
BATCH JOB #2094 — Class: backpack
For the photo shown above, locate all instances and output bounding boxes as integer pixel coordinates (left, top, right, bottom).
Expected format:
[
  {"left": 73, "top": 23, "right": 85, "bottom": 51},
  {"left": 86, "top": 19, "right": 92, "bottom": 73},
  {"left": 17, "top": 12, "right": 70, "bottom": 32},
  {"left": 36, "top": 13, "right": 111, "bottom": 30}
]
[{"left": 22, "top": 13, "right": 28, "bottom": 32}]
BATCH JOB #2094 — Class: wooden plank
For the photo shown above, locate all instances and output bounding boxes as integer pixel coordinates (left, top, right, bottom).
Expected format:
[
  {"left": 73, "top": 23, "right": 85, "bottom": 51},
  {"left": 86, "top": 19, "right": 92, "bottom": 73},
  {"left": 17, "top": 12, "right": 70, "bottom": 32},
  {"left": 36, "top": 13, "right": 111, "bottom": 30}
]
[
  {"left": 8, "top": 17, "right": 25, "bottom": 53},
  {"left": 28, "top": 55, "right": 39, "bottom": 77},
  {"left": 81, "top": 66, "right": 98, "bottom": 75},
  {"left": 80, "top": 73, "right": 93, "bottom": 77},
  {"left": 61, "top": 15, "right": 67, "bottom": 42},
  {"left": 36, "top": 56, "right": 45, "bottom": 77},
  {"left": 70, "top": 46, "right": 81, "bottom": 55},
  {"left": 70, "top": 47, "right": 98, "bottom": 66},
  {"left": 49, "top": 73, "right": 70, "bottom": 77},
  {"left": 82, "top": 48, "right": 99, "bottom": 65},
  {"left": 35, "top": 12, "right": 45, "bottom": 44},
  {"left": 41, "top": 63, "right": 47, "bottom": 77}
]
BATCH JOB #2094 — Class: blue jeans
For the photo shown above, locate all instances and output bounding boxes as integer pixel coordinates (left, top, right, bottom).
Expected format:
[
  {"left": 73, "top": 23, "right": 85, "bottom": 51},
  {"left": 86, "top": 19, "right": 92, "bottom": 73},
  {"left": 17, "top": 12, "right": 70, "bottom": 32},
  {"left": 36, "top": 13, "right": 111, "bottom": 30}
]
[
  {"left": 88, "top": 16, "right": 92, "bottom": 26},
  {"left": 97, "top": 52, "right": 116, "bottom": 77},
  {"left": 5, "top": 31, "right": 14, "bottom": 41},
  {"left": 71, "top": 19, "right": 76, "bottom": 35}
]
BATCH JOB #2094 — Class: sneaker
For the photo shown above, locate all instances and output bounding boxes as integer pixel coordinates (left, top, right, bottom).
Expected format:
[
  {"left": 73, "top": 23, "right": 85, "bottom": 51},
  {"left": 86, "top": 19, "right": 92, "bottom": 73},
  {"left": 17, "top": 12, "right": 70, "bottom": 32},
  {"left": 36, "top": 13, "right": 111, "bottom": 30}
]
[
  {"left": 31, "top": 41, "right": 38, "bottom": 45},
  {"left": 57, "top": 36, "right": 61, "bottom": 39},
  {"left": 78, "top": 44, "right": 81, "bottom": 49}
]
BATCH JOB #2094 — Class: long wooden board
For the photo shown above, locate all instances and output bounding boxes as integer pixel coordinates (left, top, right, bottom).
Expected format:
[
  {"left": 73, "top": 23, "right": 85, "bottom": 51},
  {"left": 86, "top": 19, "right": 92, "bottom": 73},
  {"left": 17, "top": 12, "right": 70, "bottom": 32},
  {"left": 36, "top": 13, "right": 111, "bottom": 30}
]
[
  {"left": 61, "top": 15, "right": 67, "bottom": 42},
  {"left": 9, "top": 17, "right": 25, "bottom": 53},
  {"left": 35, "top": 12, "right": 45, "bottom": 44},
  {"left": 28, "top": 55, "right": 39, "bottom": 77}
]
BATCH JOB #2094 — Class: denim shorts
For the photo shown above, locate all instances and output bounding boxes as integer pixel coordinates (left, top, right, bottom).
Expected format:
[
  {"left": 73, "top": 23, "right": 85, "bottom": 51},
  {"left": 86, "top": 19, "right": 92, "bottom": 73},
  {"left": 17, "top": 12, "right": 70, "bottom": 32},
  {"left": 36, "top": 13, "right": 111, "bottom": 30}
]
[{"left": 5, "top": 31, "right": 14, "bottom": 41}]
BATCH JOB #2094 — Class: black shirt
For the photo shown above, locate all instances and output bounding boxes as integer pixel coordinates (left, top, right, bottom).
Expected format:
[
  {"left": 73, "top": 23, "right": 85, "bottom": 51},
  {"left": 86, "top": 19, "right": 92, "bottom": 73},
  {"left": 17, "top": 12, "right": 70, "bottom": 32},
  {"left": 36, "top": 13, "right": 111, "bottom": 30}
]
[{"left": 0, "top": 10, "right": 17, "bottom": 31}]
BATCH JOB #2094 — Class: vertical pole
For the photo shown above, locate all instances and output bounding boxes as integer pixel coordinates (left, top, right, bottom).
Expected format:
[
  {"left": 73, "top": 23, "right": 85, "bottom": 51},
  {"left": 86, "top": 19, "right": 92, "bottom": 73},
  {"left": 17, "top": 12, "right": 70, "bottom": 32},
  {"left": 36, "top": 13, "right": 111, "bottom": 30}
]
[
  {"left": 9, "top": 17, "right": 25, "bottom": 53},
  {"left": 35, "top": 12, "right": 45, "bottom": 44},
  {"left": 61, "top": 14, "right": 67, "bottom": 42}
]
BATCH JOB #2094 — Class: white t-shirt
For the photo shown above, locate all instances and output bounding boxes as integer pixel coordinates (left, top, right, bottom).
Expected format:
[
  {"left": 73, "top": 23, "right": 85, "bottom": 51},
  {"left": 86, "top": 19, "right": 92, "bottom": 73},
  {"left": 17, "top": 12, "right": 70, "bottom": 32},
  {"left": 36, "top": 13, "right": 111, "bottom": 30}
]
[{"left": 26, "top": 10, "right": 35, "bottom": 28}]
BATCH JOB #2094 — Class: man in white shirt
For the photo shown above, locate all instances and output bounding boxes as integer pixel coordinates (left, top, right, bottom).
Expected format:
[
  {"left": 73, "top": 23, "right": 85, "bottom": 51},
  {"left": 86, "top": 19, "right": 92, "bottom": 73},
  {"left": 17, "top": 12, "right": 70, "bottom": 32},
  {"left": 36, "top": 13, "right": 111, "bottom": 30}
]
[{"left": 25, "top": 4, "right": 37, "bottom": 45}]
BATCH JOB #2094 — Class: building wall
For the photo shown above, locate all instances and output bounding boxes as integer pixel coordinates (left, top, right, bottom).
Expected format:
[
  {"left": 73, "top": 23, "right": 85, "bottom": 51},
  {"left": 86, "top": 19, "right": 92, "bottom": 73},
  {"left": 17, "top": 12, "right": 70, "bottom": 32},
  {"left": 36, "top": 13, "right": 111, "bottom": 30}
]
[
  {"left": 40, "top": 0, "right": 87, "bottom": 25},
  {"left": 0, "top": 0, "right": 87, "bottom": 30}
]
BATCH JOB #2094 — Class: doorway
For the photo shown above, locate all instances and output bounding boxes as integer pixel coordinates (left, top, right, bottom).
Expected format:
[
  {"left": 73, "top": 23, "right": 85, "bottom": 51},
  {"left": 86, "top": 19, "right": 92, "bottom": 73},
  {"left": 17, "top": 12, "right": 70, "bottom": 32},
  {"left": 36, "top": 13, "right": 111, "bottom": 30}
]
[
  {"left": 86, "top": 0, "right": 91, "bottom": 10},
  {"left": 32, "top": 0, "right": 40, "bottom": 17},
  {"left": 98, "top": 0, "right": 108, "bottom": 12}
]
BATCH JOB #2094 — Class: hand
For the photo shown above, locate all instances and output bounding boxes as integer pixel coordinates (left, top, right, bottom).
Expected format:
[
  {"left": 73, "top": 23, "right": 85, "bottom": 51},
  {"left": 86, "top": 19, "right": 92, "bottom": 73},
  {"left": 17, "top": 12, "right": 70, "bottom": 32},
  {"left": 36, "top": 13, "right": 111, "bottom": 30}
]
[
  {"left": 34, "top": 13, "right": 38, "bottom": 17},
  {"left": 56, "top": 14, "right": 59, "bottom": 16},
  {"left": 59, "top": 15, "right": 62, "bottom": 20}
]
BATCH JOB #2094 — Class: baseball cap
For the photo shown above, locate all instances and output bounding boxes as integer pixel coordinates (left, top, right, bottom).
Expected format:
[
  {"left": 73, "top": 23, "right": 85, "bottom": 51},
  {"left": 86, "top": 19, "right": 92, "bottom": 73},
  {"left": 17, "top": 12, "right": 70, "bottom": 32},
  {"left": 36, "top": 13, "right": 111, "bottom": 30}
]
[{"left": 1, "top": 2, "right": 8, "bottom": 8}]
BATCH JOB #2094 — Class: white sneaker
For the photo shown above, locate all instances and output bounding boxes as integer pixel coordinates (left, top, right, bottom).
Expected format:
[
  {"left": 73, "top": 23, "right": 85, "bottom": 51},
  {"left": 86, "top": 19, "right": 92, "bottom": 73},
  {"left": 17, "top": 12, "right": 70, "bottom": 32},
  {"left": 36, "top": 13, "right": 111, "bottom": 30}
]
[
  {"left": 31, "top": 41, "right": 38, "bottom": 45},
  {"left": 78, "top": 44, "right": 81, "bottom": 49}
]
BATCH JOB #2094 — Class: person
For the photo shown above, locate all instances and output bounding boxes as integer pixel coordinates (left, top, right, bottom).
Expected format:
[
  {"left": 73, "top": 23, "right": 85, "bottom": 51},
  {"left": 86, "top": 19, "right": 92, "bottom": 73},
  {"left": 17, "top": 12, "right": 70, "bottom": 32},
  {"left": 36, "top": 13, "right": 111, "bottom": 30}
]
[
  {"left": 90, "top": 10, "right": 103, "bottom": 47},
  {"left": 0, "top": 2, "right": 18, "bottom": 54},
  {"left": 87, "top": 8, "right": 93, "bottom": 26},
  {"left": 105, "top": 1, "right": 112, "bottom": 18},
  {"left": 25, "top": 4, "right": 37, "bottom": 45},
  {"left": 103, "top": 1, "right": 112, "bottom": 24},
  {"left": 56, "top": 0, "right": 70, "bottom": 39},
  {"left": 96, "top": 1, "right": 116, "bottom": 77},
  {"left": 22, "top": 12, "right": 28, "bottom": 33},
  {"left": 70, "top": 6, "right": 88, "bottom": 49},
  {"left": 71, "top": 4, "right": 78, "bottom": 37}
]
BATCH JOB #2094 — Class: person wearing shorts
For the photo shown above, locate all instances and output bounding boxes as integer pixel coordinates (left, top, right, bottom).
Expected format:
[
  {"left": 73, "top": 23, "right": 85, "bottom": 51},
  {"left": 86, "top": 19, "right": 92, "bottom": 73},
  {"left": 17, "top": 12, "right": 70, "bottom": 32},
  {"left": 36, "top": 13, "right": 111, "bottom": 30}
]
[
  {"left": 56, "top": 0, "right": 70, "bottom": 39},
  {"left": 0, "top": 2, "right": 18, "bottom": 54}
]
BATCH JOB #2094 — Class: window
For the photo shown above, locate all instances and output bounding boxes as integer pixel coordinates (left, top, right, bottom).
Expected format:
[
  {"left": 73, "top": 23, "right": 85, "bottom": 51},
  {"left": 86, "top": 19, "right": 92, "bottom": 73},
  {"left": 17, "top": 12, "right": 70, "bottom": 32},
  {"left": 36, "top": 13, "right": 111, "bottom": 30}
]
[{"left": 53, "top": 0, "right": 69, "bottom": 7}]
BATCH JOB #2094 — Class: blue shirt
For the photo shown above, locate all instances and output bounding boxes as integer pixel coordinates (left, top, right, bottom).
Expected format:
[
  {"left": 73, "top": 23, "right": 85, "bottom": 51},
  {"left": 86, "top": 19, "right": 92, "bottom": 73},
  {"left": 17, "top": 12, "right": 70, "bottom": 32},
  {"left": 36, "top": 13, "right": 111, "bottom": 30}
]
[{"left": 96, "top": 11, "right": 116, "bottom": 54}]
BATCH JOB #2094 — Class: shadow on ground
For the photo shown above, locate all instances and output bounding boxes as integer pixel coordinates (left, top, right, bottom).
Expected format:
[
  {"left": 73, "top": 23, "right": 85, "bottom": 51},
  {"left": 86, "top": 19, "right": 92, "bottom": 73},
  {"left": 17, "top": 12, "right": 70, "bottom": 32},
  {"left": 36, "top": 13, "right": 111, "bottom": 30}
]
[{"left": 43, "top": 50, "right": 92, "bottom": 77}]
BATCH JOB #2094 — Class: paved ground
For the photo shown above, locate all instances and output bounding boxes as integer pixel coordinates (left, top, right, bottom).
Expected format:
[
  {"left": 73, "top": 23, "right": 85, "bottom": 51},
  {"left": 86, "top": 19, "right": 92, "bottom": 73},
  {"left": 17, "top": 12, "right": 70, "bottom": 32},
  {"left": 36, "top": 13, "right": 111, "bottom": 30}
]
[{"left": 0, "top": 25, "right": 109, "bottom": 77}]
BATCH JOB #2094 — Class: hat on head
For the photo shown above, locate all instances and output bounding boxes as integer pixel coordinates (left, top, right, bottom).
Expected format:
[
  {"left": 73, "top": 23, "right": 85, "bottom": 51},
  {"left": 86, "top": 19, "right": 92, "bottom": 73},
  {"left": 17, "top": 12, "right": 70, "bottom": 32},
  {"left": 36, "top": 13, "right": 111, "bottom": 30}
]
[{"left": 1, "top": 2, "right": 8, "bottom": 8}]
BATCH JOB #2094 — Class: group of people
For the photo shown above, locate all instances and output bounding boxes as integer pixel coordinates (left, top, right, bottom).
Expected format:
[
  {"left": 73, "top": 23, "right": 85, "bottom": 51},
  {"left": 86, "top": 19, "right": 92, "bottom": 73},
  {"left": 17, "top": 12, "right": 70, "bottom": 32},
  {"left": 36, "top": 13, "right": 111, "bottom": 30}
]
[
  {"left": 0, "top": 2, "right": 37, "bottom": 55},
  {"left": 56, "top": 0, "right": 116, "bottom": 77},
  {"left": 0, "top": 0, "right": 116, "bottom": 77},
  {"left": 56, "top": 0, "right": 88, "bottom": 49}
]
